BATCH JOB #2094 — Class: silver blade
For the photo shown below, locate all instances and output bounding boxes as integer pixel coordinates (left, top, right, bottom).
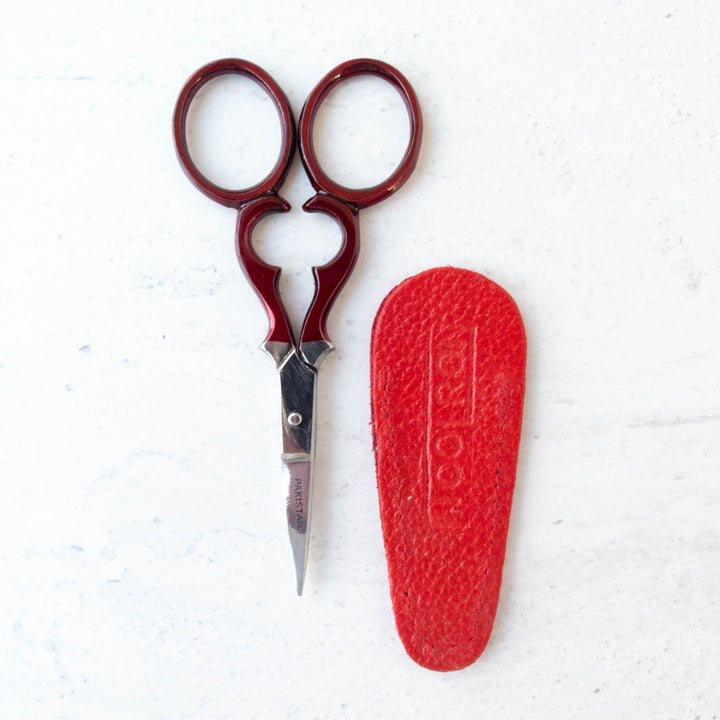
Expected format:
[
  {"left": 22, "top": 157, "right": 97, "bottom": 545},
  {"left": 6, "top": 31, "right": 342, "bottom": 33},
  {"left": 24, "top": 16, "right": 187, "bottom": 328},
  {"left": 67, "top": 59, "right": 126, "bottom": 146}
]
[
  {"left": 278, "top": 349, "right": 320, "bottom": 596},
  {"left": 283, "top": 456, "right": 312, "bottom": 595}
]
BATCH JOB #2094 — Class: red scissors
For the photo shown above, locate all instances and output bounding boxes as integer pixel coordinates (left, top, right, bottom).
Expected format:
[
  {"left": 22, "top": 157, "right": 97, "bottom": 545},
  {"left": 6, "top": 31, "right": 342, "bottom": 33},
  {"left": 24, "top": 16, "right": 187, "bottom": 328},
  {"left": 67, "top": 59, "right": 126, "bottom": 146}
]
[{"left": 173, "top": 58, "right": 422, "bottom": 594}]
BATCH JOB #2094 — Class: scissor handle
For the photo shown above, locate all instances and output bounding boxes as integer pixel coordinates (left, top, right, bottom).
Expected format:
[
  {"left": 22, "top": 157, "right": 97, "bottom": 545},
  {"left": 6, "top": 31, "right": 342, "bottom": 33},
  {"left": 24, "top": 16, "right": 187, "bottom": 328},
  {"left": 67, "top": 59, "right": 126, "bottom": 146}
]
[
  {"left": 298, "top": 58, "right": 423, "bottom": 209},
  {"left": 299, "top": 193, "right": 360, "bottom": 347},
  {"left": 173, "top": 58, "right": 296, "bottom": 209}
]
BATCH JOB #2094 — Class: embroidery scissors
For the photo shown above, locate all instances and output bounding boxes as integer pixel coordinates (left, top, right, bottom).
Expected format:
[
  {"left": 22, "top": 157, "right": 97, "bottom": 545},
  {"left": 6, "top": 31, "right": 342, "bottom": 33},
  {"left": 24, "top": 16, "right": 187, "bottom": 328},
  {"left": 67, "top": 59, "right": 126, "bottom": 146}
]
[{"left": 173, "top": 58, "right": 422, "bottom": 594}]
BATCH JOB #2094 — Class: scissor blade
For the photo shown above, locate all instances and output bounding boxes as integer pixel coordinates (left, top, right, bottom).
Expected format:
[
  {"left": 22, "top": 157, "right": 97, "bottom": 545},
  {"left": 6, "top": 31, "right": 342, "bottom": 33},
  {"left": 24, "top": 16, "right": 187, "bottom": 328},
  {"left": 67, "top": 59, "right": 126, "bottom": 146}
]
[
  {"left": 283, "top": 456, "right": 312, "bottom": 595},
  {"left": 278, "top": 349, "right": 320, "bottom": 595}
]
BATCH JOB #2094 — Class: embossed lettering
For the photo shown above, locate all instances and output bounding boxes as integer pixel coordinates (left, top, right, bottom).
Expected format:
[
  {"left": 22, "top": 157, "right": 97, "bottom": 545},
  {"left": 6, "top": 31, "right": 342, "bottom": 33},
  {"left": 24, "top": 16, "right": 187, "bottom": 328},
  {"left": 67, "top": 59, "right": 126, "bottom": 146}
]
[
  {"left": 293, "top": 477, "right": 305, "bottom": 532},
  {"left": 425, "top": 326, "right": 478, "bottom": 520}
]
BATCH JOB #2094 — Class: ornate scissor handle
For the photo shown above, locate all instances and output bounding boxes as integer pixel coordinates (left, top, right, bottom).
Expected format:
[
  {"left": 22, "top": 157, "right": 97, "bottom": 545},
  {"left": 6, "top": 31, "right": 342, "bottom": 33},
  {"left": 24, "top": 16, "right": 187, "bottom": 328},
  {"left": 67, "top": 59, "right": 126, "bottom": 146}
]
[
  {"left": 173, "top": 59, "right": 297, "bottom": 347},
  {"left": 298, "top": 58, "right": 423, "bottom": 209},
  {"left": 172, "top": 58, "right": 296, "bottom": 209},
  {"left": 173, "top": 58, "right": 423, "bottom": 353},
  {"left": 297, "top": 59, "right": 423, "bottom": 347}
]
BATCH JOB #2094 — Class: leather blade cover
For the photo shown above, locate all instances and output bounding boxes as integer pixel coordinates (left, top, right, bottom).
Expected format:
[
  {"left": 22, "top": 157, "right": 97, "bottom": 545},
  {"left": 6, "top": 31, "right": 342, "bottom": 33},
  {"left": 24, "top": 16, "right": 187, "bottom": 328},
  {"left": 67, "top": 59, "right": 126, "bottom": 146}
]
[{"left": 370, "top": 267, "right": 526, "bottom": 671}]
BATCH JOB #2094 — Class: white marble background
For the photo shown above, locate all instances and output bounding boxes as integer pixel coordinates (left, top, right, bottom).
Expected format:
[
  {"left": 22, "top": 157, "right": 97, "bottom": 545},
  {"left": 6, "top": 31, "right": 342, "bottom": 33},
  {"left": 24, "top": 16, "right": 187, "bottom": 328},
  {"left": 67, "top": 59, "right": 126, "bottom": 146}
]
[{"left": 1, "top": 1, "right": 718, "bottom": 718}]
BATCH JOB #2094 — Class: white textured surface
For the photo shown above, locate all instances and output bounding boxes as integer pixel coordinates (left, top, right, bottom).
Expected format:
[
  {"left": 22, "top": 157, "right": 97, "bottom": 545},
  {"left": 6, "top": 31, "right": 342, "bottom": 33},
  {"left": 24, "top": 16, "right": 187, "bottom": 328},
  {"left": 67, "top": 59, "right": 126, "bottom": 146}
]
[{"left": 1, "top": 1, "right": 719, "bottom": 718}]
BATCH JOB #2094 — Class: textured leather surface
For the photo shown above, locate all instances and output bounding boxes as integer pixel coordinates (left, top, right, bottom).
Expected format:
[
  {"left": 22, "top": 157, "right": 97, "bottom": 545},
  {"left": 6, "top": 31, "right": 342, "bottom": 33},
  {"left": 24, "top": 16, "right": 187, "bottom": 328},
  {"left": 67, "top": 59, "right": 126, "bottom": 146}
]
[{"left": 370, "top": 267, "right": 526, "bottom": 671}]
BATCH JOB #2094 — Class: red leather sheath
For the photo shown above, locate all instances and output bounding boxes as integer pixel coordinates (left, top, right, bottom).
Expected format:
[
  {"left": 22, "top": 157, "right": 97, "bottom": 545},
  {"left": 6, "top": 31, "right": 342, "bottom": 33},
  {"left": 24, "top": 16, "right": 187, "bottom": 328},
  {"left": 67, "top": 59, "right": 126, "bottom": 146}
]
[{"left": 370, "top": 267, "right": 526, "bottom": 671}]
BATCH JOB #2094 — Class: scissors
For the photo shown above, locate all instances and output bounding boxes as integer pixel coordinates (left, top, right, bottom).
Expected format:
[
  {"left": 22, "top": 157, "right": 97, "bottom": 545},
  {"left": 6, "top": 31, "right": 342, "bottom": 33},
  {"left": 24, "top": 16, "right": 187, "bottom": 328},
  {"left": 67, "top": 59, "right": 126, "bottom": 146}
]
[{"left": 173, "top": 58, "right": 422, "bottom": 594}]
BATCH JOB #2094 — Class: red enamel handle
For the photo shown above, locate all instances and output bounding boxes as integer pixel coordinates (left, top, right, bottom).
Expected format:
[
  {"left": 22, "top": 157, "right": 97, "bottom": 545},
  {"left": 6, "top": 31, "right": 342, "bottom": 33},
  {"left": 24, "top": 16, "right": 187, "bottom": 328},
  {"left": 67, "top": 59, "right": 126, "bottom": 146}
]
[
  {"left": 299, "top": 194, "right": 360, "bottom": 345},
  {"left": 236, "top": 195, "right": 294, "bottom": 345},
  {"left": 296, "top": 59, "right": 422, "bottom": 346},
  {"left": 172, "top": 58, "right": 295, "bottom": 209},
  {"left": 173, "top": 59, "right": 296, "bottom": 346},
  {"left": 298, "top": 58, "right": 423, "bottom": 209},
  {"left": 173, "top": 58, "right": 423, "bottom": 353}
]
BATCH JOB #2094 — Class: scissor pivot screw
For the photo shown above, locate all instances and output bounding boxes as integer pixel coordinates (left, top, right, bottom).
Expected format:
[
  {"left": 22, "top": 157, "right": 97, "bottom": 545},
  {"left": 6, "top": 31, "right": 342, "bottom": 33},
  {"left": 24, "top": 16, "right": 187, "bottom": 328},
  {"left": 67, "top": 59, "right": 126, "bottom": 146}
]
[{"left": 287, "top": 412, "right": 303, "bottom": 426}]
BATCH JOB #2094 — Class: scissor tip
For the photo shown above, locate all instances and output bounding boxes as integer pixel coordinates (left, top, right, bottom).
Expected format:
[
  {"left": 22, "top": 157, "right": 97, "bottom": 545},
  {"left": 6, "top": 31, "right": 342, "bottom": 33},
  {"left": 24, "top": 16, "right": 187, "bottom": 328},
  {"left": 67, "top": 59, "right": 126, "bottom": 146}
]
[
  {"left": 290, "top": 541, "right": 307, "bottom": 596},
  {"left": 295, "top": 569, "right": 305, "bottom": 596}
]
